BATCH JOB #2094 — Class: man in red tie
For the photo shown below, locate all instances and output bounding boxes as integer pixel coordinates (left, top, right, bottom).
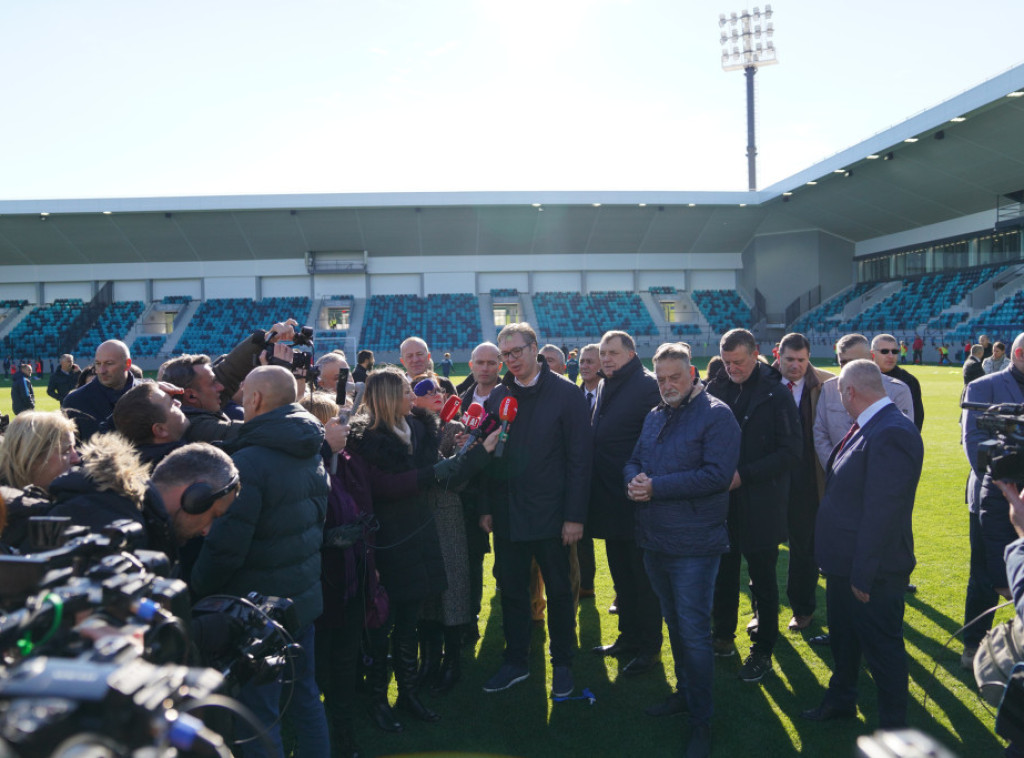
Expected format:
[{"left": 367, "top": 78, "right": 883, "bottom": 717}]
[{"left": 776, "top": 333, "right": 834, "bottom": 632}]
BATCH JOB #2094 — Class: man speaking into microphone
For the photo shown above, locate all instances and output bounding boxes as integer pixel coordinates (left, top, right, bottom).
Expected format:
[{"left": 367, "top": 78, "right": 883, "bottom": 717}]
[{"left": 478, "top": 322, "right": 592, "bottom": 700}]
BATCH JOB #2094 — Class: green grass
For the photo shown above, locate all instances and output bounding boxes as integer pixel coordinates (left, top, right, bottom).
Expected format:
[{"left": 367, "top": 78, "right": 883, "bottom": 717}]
[{"left": 0, "top": 365, "right": 1006, "bottom": 756}]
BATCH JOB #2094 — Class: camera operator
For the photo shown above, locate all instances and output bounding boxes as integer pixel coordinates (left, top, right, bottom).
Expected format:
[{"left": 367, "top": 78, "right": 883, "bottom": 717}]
[
  {"left": 191, "top": 365, "right": 330, "bottom": 757},
  {"left": 158, "top": 319, "right": 300, "bottom": 445},
  {"left": 0, "top": 411, "right": 80, "bottom": 551},
  {"left": 62, "top": 340, "right": 137, "bottom": 442},
  {"left": 113, "top": 380, "right": 191, "bottom": 466},
  {"left": 961, "top": 331, "right": 1024, "bottom": 669}
]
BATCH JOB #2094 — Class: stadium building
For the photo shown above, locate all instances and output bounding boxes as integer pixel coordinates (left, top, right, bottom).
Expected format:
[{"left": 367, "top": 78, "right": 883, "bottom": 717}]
[{"left": 2, "top": 64, "right": 1023, "bottom": 366}]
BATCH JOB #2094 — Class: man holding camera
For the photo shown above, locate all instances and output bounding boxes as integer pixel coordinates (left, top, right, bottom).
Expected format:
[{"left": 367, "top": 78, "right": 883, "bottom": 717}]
[
  {"left": 961, "top": 331, "right": 1024, "bottom": 669},
  {"left": 191, "top": 365, "right": 330, "bottom": 756}
]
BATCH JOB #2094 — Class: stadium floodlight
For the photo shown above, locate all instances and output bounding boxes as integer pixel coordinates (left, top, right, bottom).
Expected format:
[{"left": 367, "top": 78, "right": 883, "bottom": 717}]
[{"left": 719, "top": 5, "right": 778, "bottom": 192}]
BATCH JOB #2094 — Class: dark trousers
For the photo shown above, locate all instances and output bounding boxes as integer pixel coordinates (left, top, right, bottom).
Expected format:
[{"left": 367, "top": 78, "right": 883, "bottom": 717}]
[
  {"left": 577, "top": 534, "right": 596, "bottom": 592},
  {"left": 823, "top": 575, "right": 908, "bottom": 729},
  {"left": 787, "top": 491, "right": 820, "bottom": 617},
  {"left": 605, "top": 538, "right": 663, "bottom": 655},
  {"left": 464, "top": 509, "right": 490, "bottom": 619},
  {"left": 494, "top": 534, "right": 576, "bottom": 667},
  {"left": 314, "top": 604, "right": 363, "bottom": 745},
  {"left": 964, "top": 510, "right": 1001, "bottom": 647},
  {"left": 713, "top": 544, "right": 780, "bottom": 656}
]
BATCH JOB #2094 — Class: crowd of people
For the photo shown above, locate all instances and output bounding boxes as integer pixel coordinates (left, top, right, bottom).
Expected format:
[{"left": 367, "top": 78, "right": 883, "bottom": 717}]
[{"left": 0, "top": 313, "right": 1020, "bottom": 758}]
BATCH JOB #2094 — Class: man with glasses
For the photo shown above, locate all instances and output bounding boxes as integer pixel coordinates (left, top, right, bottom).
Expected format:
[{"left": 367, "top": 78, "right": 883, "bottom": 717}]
[
  {"left": 871, "top": 334, "right": 924, "bottom": 432},
  {"left": 478, "top": 323, "right": 592, "bottom": 699}
]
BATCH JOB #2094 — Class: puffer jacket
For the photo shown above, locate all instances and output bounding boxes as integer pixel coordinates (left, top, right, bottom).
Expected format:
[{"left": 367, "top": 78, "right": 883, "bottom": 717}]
[
  {"left": 191, "top": 403, "right": 329, "bottom": 630},
  {"left": 624, "top": 385, "right": 741, "bottom": 556}
]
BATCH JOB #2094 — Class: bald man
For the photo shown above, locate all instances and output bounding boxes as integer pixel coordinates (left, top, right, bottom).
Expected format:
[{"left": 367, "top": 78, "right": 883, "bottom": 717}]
[
  {"left": 802, "top": 360, "right": 922, "bottom": 729},
  {"left": 192, "top": 364, "right": 330, "bottom": 754},
  {"left": 63, "top": 340, "right": 137, "bottom": 441}
]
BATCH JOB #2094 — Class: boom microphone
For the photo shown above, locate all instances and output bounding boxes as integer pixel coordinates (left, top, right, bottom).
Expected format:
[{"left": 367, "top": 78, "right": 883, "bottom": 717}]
[
  {"left": 440, "top": 395, "right": 462, "bottom": 424},
  {"left": 494, "top": 396, "right": 518, "bottom": 459}
]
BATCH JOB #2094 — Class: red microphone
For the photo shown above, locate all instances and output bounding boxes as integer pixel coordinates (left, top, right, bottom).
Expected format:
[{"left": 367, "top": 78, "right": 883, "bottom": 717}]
[
  {"left": 457, "top": 402, "right": 486, "bottom": 456},
  {"left": 440, "top": 395, "right": 462, "bottom": 424},
  {"left": 495, "top": 396, "right": 518, "bottom": 458}
]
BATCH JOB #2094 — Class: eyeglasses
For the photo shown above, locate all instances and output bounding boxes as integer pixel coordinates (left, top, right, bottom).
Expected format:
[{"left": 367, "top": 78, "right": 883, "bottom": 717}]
[
  {"left": 499, "top": 344, "right": 530, "bottom": 361},
  {"left": 877, "top": 349, "right": 899, "bottom": 355}
]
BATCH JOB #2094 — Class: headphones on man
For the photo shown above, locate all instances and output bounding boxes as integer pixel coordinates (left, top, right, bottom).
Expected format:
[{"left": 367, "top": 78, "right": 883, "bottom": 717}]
[{"left": 180, "top": 474, "right": 241, "bottom": 515}]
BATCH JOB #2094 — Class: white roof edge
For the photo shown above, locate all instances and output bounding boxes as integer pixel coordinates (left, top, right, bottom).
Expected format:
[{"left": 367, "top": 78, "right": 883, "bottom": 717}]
[{"left": 759, "top": 61, "right": 1024, "bottom": 198}]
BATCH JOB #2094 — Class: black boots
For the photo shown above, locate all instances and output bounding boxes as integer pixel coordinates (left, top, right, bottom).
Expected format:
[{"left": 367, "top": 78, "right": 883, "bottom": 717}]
[
  {"left": 366, "top": 647, "right": 402, "bottom": 733},
  {"left": 431, "top": 625, "right": 463, "bottom": 695},
  {"left": 416, "top": 621, "right": 444, "bottom": 690},
  {"left": 394, "top": 634, "right": 441, "bottom": 723}
]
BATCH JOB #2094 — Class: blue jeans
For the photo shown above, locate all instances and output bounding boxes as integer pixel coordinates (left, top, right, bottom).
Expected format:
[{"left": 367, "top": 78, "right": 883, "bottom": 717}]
[
  {"left": 237, "top": 624, "right": 330, "bottom": 758},
  {"left": 644, "top": 550, "right": 720, "bottom": 726}
]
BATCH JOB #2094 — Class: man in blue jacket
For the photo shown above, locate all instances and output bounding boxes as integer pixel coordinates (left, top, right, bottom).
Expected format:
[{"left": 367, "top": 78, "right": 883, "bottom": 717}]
[
  {"left": 801, "top": 359, "right": 923, "bottom": 729},
  {"left": 191, "top": 365, "right": 330, "bottom": 757},
  {"left": 11, "top": 363, "right": 34, "bottom": 415},
  {"left": 625, "top": 342, "right": 740, "bottom": 758}
]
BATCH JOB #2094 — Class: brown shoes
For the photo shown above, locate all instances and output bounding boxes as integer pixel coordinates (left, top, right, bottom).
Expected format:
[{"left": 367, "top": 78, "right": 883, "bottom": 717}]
[{"left": 788, "top": 615, "right": 813, "bottom": 631}]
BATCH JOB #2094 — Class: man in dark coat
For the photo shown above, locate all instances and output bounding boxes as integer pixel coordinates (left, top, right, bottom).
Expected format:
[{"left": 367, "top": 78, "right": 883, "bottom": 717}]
[
  {"left": 706, "top": 328, "right": 802, "bottom": 683},
  {"left": 191, "top": 366, "right": 330, "bottom": 756},
  {"left": 964, "top": 344, "right": 986, "bottom": 386},
  {"left": 801, "top": 360, "right": 922, "bottom": 729},
  {"left": 112, "top": 380, "right": 191, "bottom": 466},
  {"left": 10, "top": 364, "right": 34, "bottom": 415},
  {"left": 478, "top": 322, "right": 592, "bottom": 699},
  {"left": 46, "top": 354, "right": 81, "bottom": 403},
  {"left": 589, "top": 331, "right": 663, "bottom": 675},
  {"left": 872, "top": 333, "right": 924, "bottom": 432},
  {"left": 62, "top": 340, "right": 136, "bottom": 441}
]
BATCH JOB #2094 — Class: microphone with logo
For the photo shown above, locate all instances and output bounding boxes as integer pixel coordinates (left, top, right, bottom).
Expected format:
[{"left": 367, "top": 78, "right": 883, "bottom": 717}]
[
  {"left": 440, "top": 395, "right": 462, "bottom": 424},
  {"left": 494, "top": 396, "right": 518, "bottom": 459}
]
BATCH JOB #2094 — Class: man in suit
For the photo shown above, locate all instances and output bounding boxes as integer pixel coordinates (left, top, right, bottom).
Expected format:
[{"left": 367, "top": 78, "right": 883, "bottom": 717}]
[
  {"left": 960, "top": 331, "right": 1024, "bottom": 668},
  {"left": 588, "top": 330, "right": 663, "bottom": 675},
  {"left": 579, "top": 344, "right": 601, "bottom": 413},
  {"left": 964, "top": 344, "right": 986, "bottom": 386},
  {"left": 802, "top": 359, "right": 922, "bottom": 729},
  {"left": 775, "top": 332, "right": 833, "bottom": 632}
]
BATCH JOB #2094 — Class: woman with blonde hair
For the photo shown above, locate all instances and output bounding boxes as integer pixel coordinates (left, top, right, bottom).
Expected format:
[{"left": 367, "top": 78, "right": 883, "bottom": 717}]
[{"left": 0, "top": 411, "right": 79, "bottom": 550}]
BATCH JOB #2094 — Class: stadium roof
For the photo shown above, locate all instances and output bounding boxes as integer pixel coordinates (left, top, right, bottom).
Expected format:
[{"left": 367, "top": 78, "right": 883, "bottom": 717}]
[{"left": 2, "top": 64, "right": 1023, "bottom": 266}]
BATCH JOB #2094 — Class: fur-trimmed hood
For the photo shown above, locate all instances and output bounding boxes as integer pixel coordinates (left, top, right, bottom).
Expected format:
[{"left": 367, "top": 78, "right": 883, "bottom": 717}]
[
  {"left": 50, "top": 432, "right": 149, "bottom": 508},
  {"left": 347, "top": 406, "right": 440, "bottom": 474}
]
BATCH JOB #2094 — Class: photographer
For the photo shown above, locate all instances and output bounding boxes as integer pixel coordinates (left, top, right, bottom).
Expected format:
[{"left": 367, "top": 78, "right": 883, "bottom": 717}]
[
  {"left": 0, "top": 411, "right": 79, "bottom": 550},
  {"left": 158, "top": 319, "right": 301, "bottom": 444},
  {"left": 961, "top": 332, "right": 1024, "bottom": 668},
  {"left": 191, "top": 365, "right": 330, "bottom": 757}
]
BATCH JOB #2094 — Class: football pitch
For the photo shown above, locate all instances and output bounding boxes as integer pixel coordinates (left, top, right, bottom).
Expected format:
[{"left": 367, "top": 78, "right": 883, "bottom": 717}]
[{"left": 0, "top": 364, "right": 1007, "bottom": 757}]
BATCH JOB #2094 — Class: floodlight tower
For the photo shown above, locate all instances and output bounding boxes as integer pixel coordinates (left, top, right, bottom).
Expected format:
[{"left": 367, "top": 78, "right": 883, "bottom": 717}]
[{"left": 719, "top": 6, "right": 777, "bottom": 191}]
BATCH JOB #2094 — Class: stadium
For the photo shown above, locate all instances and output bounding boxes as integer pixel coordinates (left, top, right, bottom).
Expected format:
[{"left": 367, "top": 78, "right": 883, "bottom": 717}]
[
  {"left": 2, "top": 35, "right": 1024, "bottom": 758},
  {"left": 1, "top": 64, "right": 1022, "bottom": 367}
]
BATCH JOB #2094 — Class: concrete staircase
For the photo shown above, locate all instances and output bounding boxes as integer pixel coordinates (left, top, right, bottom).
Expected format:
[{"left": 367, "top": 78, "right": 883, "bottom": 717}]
[
  {"left": 159, "top": 300, "right": 201, "bottom": 355},
  {"left": 346, "top": 298, "right": 366, "bottom": 355},
  {"left": 477, "top": 293, "right": 494, "bottom": 342},
  {"left": 0, "top": 304, "right": 35, "bottom": 341}
]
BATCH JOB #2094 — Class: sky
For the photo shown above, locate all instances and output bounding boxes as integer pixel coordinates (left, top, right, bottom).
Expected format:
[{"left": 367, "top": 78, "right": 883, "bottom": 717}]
[{"left": 1, "top": 0, "right": 1023, "bottom": 200}]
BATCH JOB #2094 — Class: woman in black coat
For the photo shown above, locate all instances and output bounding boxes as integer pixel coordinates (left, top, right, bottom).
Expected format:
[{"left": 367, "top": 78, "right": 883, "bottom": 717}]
[{"left": 345, "top": 367, "right": 450, "bottom": 726}]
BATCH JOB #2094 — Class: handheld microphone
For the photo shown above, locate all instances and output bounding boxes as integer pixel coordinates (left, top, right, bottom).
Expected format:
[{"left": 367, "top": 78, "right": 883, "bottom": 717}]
[
  {"left": 440, "top": 395, "right": 462, "bottom": 424},
  {"left": 335, "top": 367, "right": 350, "bottom": 408},
  {"left": 456, "top": 403, "right": 485, "bottom": 456},
  {"left": 494, "top": 396, "right": 518, "bottom": 459},
  {"left": 458, "top": 414, "right": 499, "bottom": 458}
]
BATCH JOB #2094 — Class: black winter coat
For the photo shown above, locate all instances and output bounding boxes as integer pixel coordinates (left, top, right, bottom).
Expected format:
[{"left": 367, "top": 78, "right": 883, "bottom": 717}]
[
  {"left": 345, "top": 407, "right": 448, "bottom": 604},
  {"left": 62, "top": 373, "right": 137, "bottom": 442},
  {"left": 191, "top": 403, "right": 329, "bottom": 630},
  {"left": 478, "top": 359, "right": 593, "bottom": 541},
  {"left": 706, "top": 362, "right": 802, "bottom": 552},
  {"left": 589, "top": 355, "right": 661, "bottom": 539}
]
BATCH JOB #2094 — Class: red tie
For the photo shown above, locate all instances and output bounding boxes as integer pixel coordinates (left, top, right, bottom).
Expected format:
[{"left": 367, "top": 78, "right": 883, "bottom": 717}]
[
  {"left": 837, "top": 422, "right": 860, "bottom": 454},
  {"left": 787, "top": 381, "right": 795, "bottom": 393}
]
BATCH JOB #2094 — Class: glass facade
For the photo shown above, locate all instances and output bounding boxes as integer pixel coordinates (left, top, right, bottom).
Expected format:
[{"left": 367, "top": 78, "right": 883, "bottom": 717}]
[{"left": 858, "top": 228, "right": 1021, "bottom": 282}]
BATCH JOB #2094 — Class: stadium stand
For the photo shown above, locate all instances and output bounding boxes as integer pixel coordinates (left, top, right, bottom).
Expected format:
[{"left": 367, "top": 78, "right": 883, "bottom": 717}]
[
  {"left": 0, "top": 300, "right": 29, "bottom": 309},
  {"left": 840, "top": 267, "right": 1005, "bottom": 333},
  {"left": 790, "top": 282, "right": 874, "bottom": 333},
  {"left": 490, "top": 288, "right": 519, "bottom": 299},
  {"left": 174, "top": 296, "right": 311, "bottom": 357},
  {"left": 161, "top": 295, "right": 193, "bottom": 305},
  {"left": 648, "top": 286, "right": 677, "bottom": 295},
  {"left": 131, "top": 334, "right": 168, "bottom": 358},
  {"left": 669, "top": 323, "right": 701, "bottom": 336},
  {"left": 532, "top": 291, "right": 658, "bottom": 339},
  {"left": 74, "top": 301, "right": 146, "bottom": 359},
  {"left": 358, "top": 294, "right": 483, "bottom": 353},
  {"left": 947, "top": 289, "right": 1024, "bottom": 344},
  {"left": 0, "top": 299, "right": 86, "bottom": 359},
  {"left": 692, "top": 290, "right": 753, "bottom": 336},
  {"left": 315, "top": 333, "right": 349, "bottom": 355}
]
